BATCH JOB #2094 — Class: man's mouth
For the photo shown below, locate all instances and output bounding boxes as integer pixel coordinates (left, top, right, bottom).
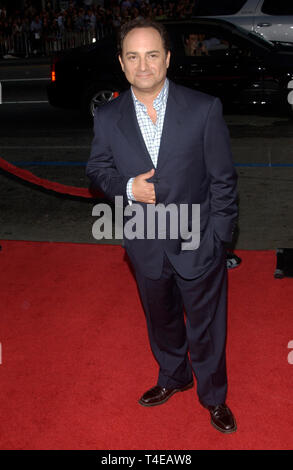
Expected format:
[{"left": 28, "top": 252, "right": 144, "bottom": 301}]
[{"left": 137, "top": 74, "right": 152, "bottom": 78}]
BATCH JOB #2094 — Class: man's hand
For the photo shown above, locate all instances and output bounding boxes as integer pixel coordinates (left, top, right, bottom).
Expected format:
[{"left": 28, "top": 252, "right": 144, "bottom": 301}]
[{"left": 132, "top": 169, "right": 156, "bottom": 204}]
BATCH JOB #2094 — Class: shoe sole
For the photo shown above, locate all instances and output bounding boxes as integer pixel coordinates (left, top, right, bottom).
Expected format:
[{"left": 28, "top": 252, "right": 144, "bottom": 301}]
[
  {"left": 210, "top": 418, "right": 237, "bottom": 434},
  {"left": 138, "top": 381, "right": 194, "bottom": 407}
]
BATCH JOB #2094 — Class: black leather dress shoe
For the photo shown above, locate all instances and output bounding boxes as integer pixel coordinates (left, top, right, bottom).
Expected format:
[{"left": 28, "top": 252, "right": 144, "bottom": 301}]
[
  {"left": 208, "top": 404, "right": 237, "bottom": 434},
  {"left": 139, "top": 381, "right": 194, "bottom": 407}
]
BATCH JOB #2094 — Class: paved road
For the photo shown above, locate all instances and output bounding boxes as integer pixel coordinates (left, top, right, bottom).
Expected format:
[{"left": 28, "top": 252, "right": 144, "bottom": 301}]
[
  {"left": 0, "top": 61, "right": 293, "bottom": 249},
  {"left": 0, "top": 61, "right": 50, "bottom": 103}
]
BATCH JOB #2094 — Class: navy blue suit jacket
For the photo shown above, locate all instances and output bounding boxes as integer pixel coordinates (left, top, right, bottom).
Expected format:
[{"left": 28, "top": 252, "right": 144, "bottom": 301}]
[{"left": 86, "top": 80, "right": 238, "bottom": 279}]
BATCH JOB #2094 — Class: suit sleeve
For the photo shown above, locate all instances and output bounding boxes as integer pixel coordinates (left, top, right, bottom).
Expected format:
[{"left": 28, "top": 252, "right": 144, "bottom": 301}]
[
  {"left": 203, "top": 97, "right": 238, "bottom": 243},
  {"left": 86, "top": 108, "right": 129, "bottom": 204}
]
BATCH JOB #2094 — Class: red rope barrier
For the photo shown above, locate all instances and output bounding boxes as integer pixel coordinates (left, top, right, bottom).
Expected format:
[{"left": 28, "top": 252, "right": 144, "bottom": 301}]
[{"left": 0, "top": 157, "right": 103, "bottom": 199}]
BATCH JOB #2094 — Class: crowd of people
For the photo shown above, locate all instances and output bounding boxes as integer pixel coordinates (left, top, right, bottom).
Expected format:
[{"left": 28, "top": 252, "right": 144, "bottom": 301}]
[{"left": 0, "top": 0, "right": 201, "bottom": 56}]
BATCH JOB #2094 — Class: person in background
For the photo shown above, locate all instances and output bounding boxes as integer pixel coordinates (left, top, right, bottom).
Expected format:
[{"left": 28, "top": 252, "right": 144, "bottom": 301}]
[
  {"left": 184, "top": 32, "right": 208, "bottom": 56},
  {"left": 30, "top": 14, "right": 42, "bottom": 54}
]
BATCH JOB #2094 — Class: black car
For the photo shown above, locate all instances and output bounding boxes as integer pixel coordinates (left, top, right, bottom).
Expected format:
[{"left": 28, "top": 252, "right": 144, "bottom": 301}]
[{"left": 47, "top": 18, "right": 293, "bottom": 117}]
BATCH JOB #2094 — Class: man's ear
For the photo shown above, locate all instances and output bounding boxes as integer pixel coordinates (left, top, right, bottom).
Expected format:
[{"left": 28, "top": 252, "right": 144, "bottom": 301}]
[
  {"left": 118, "top": 55, "right": 125, "bottom": 72},
  {"left": 166, "top": 50, "right": 171, "bottom": 69}
]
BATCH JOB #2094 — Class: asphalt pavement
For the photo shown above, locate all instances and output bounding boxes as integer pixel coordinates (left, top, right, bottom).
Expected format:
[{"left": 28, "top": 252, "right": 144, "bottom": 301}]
[{"left": 0, "top": 60, "right": 293, "bottom": 250}]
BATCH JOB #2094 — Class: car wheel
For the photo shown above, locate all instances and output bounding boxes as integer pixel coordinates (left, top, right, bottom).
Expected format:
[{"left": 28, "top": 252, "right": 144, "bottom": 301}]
[{"left": 82, "top": 83, "right": 119, "bottom": 118}]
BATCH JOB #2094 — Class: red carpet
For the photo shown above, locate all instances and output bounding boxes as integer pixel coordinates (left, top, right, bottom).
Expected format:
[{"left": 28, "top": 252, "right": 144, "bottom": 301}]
[{"left": 0, "top": 240, "right": 292, "bottom": 450}]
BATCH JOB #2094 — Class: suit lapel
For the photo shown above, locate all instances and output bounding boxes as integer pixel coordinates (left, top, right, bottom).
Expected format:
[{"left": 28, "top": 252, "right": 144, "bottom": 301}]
[
  {"left": 156, "top": 81, "right": 185, "bottom": 171},
  {"left": 116, "top": 90, "right": 155, "bottom": 169}
]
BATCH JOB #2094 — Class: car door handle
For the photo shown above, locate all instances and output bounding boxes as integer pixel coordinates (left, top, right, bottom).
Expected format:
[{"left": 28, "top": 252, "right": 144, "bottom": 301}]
[{"left": 257, "top": 22, "right": 272, "bottom": 27}]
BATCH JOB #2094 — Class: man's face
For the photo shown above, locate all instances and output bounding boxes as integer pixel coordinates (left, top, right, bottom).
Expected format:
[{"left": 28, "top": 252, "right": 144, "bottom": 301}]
[
  {"left": 186, "top": 34, "right": 198, "bottom": 48},
  {"left": 119, "top": 27, "right": 170, "bottom": 95}
]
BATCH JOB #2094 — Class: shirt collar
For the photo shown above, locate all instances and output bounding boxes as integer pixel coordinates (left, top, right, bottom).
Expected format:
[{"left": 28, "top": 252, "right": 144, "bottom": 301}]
[{"left": 131, "top": 78, "right": 169, "bottom": 111}]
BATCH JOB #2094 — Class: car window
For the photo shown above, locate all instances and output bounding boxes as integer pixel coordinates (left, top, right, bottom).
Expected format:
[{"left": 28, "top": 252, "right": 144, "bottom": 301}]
[
  {"left": 183, "top": 30, "right": 230, "bottom": 57},
  {"left": 194, "top": 0, "right": 247, "bottom": 16},
  {"left": 261, "top": 0, "right": 293, "bottom": 15},
  {"left": 182, "top": 29, "right": 252, "bottom": 58}
]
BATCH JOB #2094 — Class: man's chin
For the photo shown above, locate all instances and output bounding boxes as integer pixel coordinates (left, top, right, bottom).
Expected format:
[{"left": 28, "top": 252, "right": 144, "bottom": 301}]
[
  {"left": 133, "top": 79, "right": 164, "bottom": 92},
  {"left": 135, "top": 78, "right": 154, "bottom": 87}
]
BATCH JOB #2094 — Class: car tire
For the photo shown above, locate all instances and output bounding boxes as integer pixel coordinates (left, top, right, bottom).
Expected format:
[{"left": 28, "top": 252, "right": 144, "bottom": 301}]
[{"left": 81, "top": 82, "right": 119, "bottom": 118}]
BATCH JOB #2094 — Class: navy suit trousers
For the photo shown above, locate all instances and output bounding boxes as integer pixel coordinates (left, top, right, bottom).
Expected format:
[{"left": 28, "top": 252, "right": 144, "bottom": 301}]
[{"left": 133, "top": 250, "right": 228, "bottom": 407}]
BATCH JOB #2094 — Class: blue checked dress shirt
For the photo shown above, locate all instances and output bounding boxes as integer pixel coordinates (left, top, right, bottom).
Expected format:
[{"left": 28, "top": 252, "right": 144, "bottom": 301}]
[{"left": 126, "top": 78, "right": 169, "bottom": 201}]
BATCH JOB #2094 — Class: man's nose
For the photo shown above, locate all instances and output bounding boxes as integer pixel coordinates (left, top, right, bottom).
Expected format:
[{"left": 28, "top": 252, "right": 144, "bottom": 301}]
[{"left": 138, "top": 57, "right": 147, "bottom": 71}]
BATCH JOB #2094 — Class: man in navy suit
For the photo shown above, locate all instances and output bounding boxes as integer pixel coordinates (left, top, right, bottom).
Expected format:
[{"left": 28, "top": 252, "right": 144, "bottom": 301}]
[{"left": 86, "top": 19, "right": 238, "bottom": 433}]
